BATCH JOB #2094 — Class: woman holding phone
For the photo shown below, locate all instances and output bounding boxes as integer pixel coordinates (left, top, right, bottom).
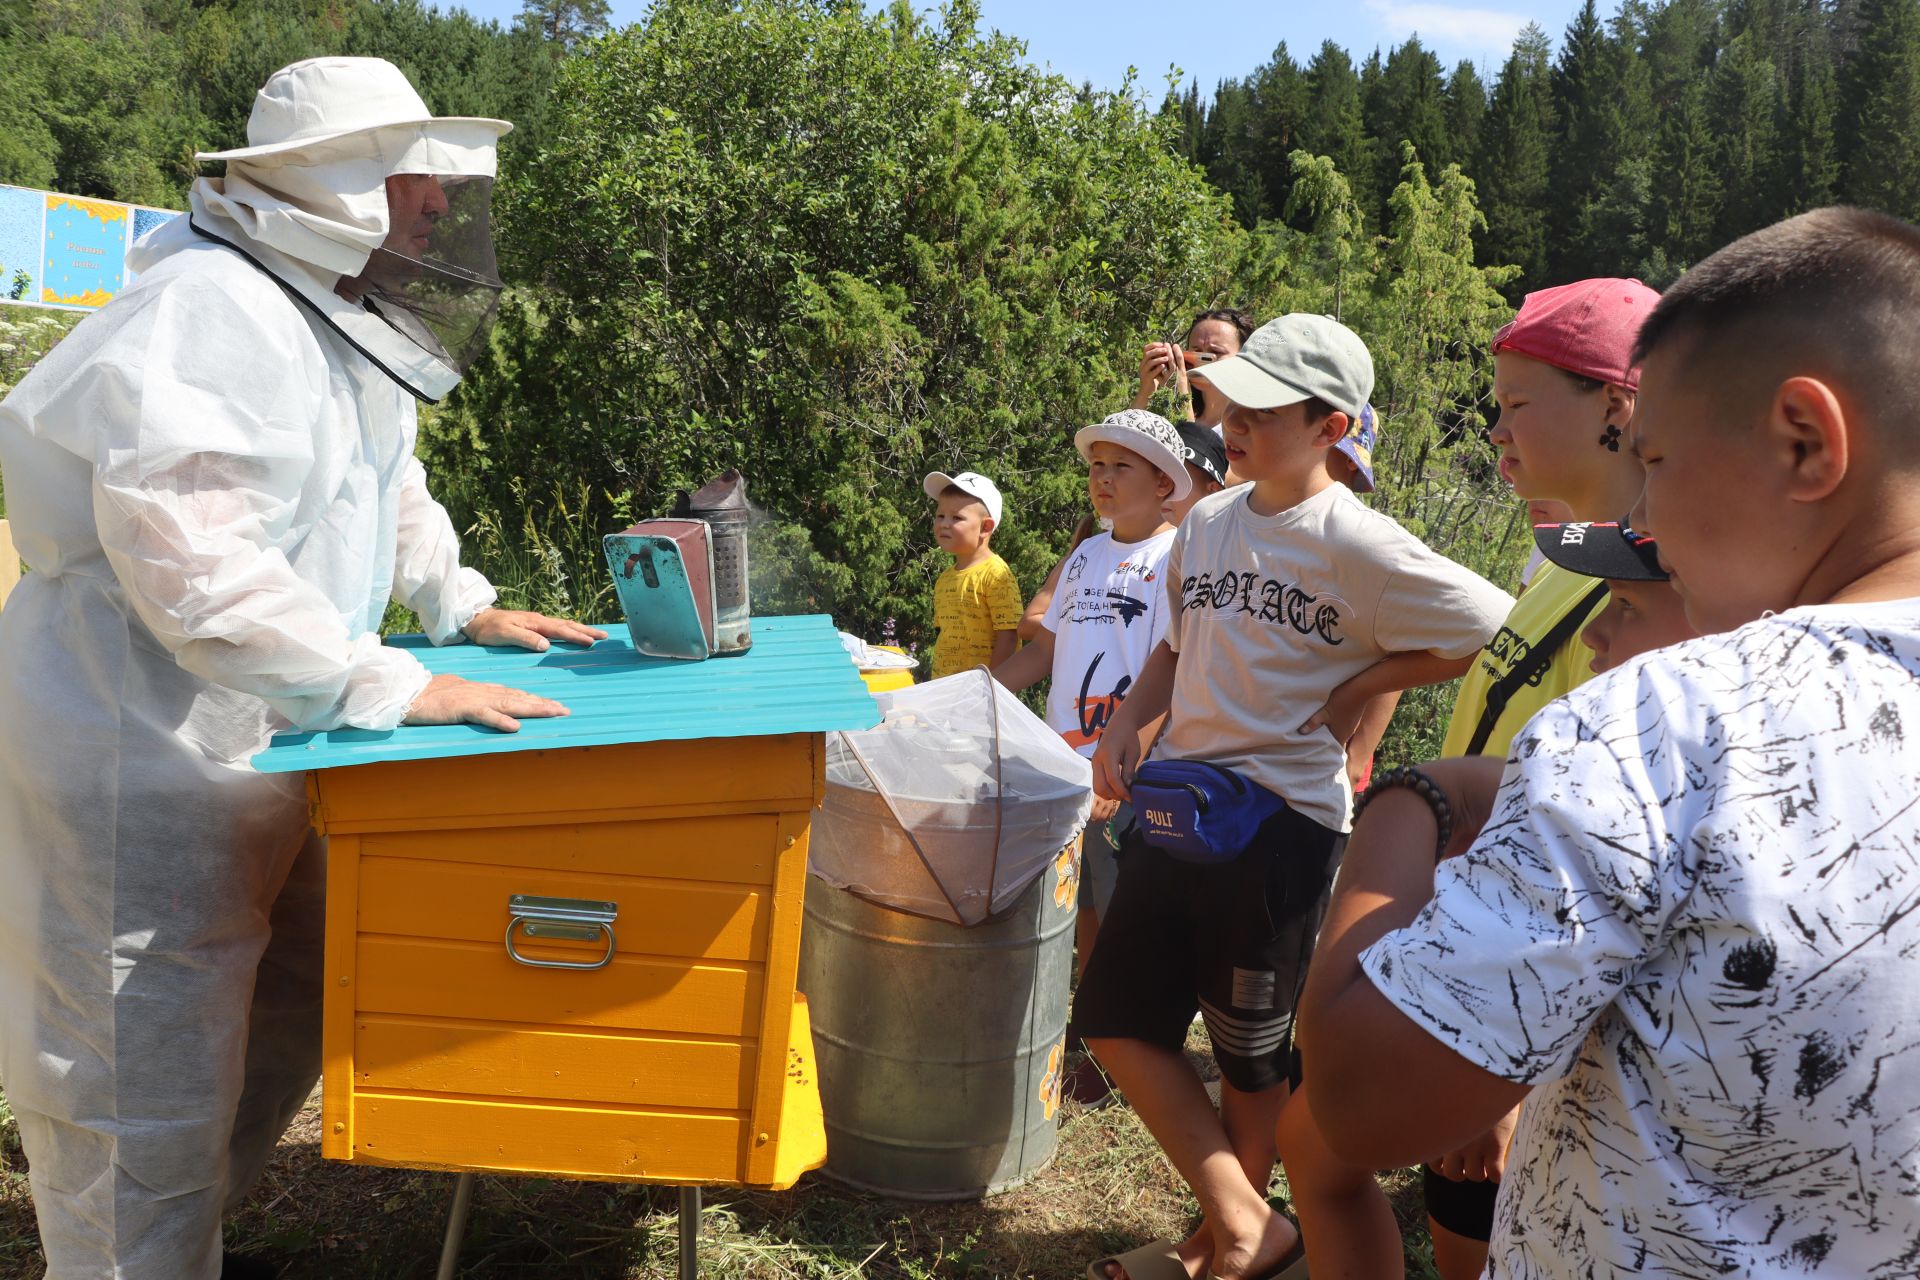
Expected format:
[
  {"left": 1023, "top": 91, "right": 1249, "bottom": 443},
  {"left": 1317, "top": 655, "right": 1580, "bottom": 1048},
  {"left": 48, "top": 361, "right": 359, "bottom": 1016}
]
[{"left": 1131, "top": 307, "right": 1257, "bottom": 428}]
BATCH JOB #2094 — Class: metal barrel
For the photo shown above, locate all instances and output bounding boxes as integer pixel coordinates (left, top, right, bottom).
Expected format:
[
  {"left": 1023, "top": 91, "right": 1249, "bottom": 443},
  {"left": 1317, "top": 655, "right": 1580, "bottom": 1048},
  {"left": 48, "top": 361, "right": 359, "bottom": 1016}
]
[{"left": 797, "top": 862, "right": 1076, "bottom": 1200}]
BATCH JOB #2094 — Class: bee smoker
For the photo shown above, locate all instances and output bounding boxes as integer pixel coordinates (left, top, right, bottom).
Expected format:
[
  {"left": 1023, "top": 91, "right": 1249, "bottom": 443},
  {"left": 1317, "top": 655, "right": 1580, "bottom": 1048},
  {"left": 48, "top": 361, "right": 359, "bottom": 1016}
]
[
  {"left": 674, "top": 470, "right": 753, "bottom": 656},
  {"left": 602, "top": 470, "right": 753, "bottom": 661}
]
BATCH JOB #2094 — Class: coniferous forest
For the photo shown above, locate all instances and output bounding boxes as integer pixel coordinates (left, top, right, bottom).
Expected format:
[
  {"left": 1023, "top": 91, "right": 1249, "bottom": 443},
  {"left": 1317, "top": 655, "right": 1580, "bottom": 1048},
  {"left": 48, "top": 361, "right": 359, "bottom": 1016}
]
[{"left": 1175, "top": 0, "right": 1915, "bottom": 291}]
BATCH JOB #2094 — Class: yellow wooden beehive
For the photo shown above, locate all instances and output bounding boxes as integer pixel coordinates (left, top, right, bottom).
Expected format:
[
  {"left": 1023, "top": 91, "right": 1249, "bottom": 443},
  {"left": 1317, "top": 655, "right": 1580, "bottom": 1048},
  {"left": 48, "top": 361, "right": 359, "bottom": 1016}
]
[{"left": 255, "top": 615, "right": 880, "bottom": 1190}]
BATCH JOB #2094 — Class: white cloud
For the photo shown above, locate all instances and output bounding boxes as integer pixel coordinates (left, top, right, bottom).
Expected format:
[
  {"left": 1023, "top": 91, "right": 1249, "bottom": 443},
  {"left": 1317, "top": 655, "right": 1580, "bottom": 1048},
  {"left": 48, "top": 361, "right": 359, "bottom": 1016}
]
[{"left": 1364, "top": 1, "right": 1530, "bottom": 55}]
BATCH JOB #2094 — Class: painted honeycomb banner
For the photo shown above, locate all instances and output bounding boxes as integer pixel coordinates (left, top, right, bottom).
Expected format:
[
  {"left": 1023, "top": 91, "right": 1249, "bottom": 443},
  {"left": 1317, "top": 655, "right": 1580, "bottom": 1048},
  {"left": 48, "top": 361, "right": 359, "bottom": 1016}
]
[{"left": 0, "top": 184, "right": 181, "bottom": 311}]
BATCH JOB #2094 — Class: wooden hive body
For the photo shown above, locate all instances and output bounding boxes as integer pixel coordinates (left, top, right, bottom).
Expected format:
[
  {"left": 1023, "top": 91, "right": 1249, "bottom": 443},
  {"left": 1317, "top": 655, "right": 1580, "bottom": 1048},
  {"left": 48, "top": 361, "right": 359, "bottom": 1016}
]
[{"left": 254, "top": 615, "right": 879, "bottom": 1190}]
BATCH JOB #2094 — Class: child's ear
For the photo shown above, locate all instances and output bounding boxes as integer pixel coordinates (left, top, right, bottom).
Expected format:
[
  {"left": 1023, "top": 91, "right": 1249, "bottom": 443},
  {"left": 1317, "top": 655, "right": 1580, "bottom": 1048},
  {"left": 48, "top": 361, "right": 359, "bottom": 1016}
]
[
  {"left": 1604, "top": 383, "right": 1637, "bottom": 428},
  {"left": 1773, "top": 375, "right": 1849, "bottom": 503},
  {"left": 980, "top": 514, "right": 998, "bottom": 537},
  {"left": 1315, "top": 411, "right": 1350, "bottom": 448},
  {"left": 1157, "top": 471, "right": 1176, "bottom": 500}
]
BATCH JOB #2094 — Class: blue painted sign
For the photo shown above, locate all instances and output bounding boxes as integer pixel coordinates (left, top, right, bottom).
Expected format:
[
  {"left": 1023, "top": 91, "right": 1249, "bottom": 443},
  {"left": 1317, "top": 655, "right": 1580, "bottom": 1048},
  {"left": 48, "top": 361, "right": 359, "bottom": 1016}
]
[
  {"left": 0, "top": 185, "right": 180, "bottom": 311},
  {"left": 0, "top": 188, "right": 41, "bottom": 305}
]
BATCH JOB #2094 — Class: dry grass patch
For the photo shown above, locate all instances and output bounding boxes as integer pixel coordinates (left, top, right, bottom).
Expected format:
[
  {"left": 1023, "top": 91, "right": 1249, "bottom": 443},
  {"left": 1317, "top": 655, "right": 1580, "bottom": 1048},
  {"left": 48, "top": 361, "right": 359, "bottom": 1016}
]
[{"left": 0, "top": 1031, "right": 1441, "bottom": 1278}]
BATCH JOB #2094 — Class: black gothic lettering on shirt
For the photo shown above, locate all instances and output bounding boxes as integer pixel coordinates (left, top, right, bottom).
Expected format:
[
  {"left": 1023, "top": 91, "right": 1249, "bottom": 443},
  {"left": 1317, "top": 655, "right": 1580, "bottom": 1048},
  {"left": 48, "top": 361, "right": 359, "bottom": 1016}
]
[
  {"left": 1077, "top": 651, "right": 1132, "bottom": 740},
  {"left": 1182, "top": 570, "right": 1345, "bottom": 645}
]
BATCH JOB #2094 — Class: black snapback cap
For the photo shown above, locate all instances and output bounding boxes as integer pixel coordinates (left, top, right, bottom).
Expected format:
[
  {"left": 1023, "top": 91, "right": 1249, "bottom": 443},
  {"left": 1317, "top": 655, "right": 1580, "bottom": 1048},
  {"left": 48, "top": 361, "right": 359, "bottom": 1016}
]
[
  {"left": 1534, "top": 519, "right": 1667, "bottom": 582},
  {"left": 1173, "top": 420, "right": 1229, "bottom": 487}
]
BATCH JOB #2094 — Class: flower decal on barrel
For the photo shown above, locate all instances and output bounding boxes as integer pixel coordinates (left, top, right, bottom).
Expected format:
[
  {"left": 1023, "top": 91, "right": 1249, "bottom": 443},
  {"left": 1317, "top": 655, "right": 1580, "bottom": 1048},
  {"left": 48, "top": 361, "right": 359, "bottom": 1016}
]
[
  {"left": 1040, "top": 1039, "right": 1065, "bottom": 1119},
  {"left": 1052, "top": 836, "right": 1081, "bottom": 911}
]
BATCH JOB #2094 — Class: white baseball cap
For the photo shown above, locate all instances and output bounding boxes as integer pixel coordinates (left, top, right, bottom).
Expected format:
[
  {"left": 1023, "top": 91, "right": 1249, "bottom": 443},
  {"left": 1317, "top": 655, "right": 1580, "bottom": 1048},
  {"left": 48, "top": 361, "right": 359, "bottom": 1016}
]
[
  {"left": 924, "top": 470, "right": 1004, "bottom": 525},
  {"left": 1192, "top": 313, "right": 1374, "bottom": 416},
  {"left": 1072, "top": 409, "right": 1192, "bottom": 501}
]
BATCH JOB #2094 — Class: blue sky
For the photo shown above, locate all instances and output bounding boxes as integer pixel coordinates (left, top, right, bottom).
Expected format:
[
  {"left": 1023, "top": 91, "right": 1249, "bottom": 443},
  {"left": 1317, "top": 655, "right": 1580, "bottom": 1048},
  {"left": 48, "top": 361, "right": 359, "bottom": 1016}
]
[{"left": 453, "top": 2, "right": 1592, "bottom": 95}]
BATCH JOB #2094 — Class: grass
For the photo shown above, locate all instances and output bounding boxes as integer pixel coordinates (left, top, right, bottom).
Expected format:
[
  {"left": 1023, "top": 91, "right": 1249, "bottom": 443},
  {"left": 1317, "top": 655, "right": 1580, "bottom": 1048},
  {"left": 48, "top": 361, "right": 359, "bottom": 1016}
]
[{"left": 0, "top": 1029, "right": 1441, "bottom": 1278}]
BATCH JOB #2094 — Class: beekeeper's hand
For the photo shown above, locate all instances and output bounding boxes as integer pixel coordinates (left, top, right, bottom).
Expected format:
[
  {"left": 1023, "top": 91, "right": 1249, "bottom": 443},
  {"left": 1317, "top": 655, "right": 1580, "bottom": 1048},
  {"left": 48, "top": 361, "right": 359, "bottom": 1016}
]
[
  {"left": 1091, "top": 731, "right": 1139, "bottom": 802},
  {"left": 463, "top": 608, "right": 607, "bottom": 652},
  {"left": 403, "top": 674, "right": 571, "bottom": 733}
]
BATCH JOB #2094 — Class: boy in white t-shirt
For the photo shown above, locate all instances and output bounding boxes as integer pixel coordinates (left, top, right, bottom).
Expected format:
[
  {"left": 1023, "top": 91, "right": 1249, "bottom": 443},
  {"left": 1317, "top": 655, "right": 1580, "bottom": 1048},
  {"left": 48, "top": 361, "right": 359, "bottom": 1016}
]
[
  {"left": 1080, "top": 316, "right": 1513, "bottom": 1280},
  {"left": 1301, "top": 208, "right": 1920, "bottom": 1280},
  {"left": 995, "top": 409, "right": 1191, "bottom": 942}
]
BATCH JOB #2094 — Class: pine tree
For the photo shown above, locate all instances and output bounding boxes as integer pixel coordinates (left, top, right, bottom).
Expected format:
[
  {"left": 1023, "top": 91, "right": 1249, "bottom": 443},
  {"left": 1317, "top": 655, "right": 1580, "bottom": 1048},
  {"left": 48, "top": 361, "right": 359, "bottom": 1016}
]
[
  {"left": 1642, "top": 0, "right": 1719, "bottom": 99},
  {"left": 1445, "top": 59, "right": 1487, "bottom": 163},
  {"left": 1357, "top": 46, "right": 1389, "bottom": 219},
  {"left": 518, "top": 0, "right": 611, "bottom": 51},
  {"left": 1375, "top": 36, "right": 1451, "bottom": 178},
  {"left": 1779, "top": 7, "right": 1839, "bottom": 212},
  {"left": 1839, "top": 0, "right": 1920, "bottom": 218},
  {"left": 1648, "top": 78, "right": 1723, "bottom": 266},
  {"left": 1606, "top": 3, "right": 1658, "bottom": 152},
  {"left": 1576, "top": 1, "right": 1659, "bottom": 277},
  {"left": 1550, "top": 0, "right": 1615, "bottom": 278},
  {"left": 1248, "top": 43, "right": 1310, "bottom": 219},
  {"left": 1199, "top": 77, "right": 1269, "bottom": 222},
  {"left": 1299, "top": 41, "right": 1375, "bottom": 223},
  {"left": 1476, "top": 25, "right": 1555, "bottom": 288},
  {"left": 1709, "top": 29, "right": 1783, "bottom": 241}
]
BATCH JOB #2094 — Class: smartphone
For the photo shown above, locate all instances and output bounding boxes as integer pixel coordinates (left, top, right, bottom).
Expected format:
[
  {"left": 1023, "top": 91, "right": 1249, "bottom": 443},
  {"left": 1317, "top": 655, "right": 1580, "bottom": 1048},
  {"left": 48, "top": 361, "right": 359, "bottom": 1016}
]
[{"left": 1181, "top": 349, "right": 1220, "bottom": 368}]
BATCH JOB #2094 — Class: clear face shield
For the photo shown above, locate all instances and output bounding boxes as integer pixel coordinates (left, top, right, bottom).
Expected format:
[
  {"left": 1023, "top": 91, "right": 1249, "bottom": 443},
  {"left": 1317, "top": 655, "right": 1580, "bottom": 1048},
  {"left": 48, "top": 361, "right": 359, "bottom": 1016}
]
[{"left": 341, "top": 172, "right": 502, "bottom": 380}]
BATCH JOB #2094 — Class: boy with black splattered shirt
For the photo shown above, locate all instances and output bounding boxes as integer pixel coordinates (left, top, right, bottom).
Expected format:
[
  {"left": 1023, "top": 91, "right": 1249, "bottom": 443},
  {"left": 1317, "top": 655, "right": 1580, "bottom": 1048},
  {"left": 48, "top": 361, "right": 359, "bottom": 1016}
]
[{"left": 1304, "top": 208, "right": 1920, "bottom": 1280}]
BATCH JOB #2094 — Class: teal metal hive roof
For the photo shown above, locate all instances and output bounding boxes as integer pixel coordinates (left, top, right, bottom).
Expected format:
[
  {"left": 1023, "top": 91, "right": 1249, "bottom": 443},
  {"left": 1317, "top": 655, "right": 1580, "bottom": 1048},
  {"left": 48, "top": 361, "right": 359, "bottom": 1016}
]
[{"left": 252, "top": 613, "right": 881, "bottom": 774}]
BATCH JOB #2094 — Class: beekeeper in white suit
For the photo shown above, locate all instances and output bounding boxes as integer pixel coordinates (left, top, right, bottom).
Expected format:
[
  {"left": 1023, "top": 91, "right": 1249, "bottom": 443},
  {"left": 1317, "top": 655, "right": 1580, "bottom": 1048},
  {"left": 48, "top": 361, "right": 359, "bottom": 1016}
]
[{"left": 0, "top": 58, "right": 604, "bottom": 1277}]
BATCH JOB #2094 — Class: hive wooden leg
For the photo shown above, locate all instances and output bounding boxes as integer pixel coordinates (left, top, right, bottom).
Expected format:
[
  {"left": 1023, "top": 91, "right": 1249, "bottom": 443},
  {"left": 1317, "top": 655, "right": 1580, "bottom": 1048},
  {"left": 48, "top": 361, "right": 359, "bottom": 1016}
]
[
  {"left": 436, "top": 1172, "right": 477, "bottom": 1280},
  {"left": 678, "top": 1186, "right": 701, "bottom": 1280}
]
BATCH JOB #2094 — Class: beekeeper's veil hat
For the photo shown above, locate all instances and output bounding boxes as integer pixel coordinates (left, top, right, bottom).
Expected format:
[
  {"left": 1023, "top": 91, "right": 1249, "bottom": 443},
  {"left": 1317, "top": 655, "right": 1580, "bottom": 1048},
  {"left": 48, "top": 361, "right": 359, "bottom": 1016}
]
[{"left": 184, "top": 56, "right": 512, "bottom": 401}]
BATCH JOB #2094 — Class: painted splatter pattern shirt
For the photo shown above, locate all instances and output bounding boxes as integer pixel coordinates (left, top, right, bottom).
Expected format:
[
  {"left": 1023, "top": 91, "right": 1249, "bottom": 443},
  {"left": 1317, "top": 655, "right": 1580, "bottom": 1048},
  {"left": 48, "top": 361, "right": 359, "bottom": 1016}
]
[{"left": 1362, "top": 602, "right": 1920, "bottom": 1278}]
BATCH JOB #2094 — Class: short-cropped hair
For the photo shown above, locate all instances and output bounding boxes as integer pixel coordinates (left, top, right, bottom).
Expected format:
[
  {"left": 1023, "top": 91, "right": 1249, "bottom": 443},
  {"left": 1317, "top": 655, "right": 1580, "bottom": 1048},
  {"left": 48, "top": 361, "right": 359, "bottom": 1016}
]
[{"left": 1632, "top": 207, "right": 1920, "bottom": 437}]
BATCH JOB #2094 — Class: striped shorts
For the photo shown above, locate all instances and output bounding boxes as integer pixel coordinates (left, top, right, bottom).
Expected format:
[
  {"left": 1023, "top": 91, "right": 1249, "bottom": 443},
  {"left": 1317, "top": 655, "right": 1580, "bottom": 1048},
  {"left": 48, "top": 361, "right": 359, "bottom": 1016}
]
[{"left": 1071, "top": 801, "right": 1345, "bottom": 1092}]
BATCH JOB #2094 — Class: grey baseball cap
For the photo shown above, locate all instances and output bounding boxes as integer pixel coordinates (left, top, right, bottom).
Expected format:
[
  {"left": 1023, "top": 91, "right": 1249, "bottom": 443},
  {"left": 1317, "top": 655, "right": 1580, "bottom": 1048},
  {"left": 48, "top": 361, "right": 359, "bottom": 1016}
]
[{"left": 1192, "top": 313, "right": 1374, "bottom": 417}]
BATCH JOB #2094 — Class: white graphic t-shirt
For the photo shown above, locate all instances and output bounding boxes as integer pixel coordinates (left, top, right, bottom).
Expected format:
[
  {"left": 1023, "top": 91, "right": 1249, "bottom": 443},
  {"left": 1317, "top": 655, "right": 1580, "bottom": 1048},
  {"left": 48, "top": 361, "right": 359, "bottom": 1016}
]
[
  {"left": 1158, "top": 483, "right": 1512, "bottom": 831},
  {"left": 1363, "top": 601, "right": 1920, "bottom": 1278},
  {"left": 1042, "top": 528, "right": 1176, "bottom": 758}
]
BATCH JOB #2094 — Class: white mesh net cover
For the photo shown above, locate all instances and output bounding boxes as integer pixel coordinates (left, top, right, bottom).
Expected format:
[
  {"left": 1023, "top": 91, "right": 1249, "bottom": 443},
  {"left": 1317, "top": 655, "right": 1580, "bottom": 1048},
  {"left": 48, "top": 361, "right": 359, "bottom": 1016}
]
[{"left": 809, "top": 668, "right": 1094, "bottom": 926}]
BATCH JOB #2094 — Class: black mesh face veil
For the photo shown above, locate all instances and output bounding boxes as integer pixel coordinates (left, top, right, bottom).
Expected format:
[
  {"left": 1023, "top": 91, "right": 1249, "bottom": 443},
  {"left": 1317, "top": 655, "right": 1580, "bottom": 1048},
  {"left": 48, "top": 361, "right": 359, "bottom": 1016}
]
[{"left": 357, "top": 174, "right": 501, "bottom": 376}]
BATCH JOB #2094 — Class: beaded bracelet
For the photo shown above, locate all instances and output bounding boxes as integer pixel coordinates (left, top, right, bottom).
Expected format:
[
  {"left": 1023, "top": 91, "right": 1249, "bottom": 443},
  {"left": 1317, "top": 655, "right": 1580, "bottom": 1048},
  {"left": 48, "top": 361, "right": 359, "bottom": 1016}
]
[{"left": 1352, "top": 766, "right": 1454, "bottom": 865}]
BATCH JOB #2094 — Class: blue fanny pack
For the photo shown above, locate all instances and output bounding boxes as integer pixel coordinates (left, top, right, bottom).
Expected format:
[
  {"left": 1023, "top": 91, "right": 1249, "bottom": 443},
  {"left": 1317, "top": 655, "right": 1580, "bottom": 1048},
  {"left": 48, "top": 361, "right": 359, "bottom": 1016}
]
[{"left": 1129, "top": 759, "right": 1286, "bottom": 864}]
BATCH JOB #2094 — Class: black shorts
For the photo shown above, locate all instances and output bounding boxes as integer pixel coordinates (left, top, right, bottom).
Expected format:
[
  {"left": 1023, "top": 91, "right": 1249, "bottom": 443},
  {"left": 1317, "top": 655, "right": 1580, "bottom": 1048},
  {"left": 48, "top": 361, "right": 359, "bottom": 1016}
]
[
  {"left": 1070, "top": 802, "right": 1345, "bottom": 1093},
  {"left": 1424, "top": 1166, "right": 1497, "bottom": 1241}
]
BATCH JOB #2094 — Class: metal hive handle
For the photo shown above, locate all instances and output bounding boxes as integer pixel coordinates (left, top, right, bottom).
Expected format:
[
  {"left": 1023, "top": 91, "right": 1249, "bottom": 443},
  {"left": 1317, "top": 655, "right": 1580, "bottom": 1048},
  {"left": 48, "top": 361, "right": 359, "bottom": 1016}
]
[{"left": 504, "top": 894, "right": 619, "bottom": 971}]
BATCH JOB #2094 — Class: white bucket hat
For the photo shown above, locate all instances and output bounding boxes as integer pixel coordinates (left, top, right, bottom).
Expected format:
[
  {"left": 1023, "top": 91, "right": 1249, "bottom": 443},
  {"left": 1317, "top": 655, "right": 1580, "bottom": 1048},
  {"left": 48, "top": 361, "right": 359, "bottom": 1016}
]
[
  {"left": 194, "top": 57, "right": 510, "bottom": 164},
  {"left": 1073, "top": 409, "right": 1192, "bottom": 501}
]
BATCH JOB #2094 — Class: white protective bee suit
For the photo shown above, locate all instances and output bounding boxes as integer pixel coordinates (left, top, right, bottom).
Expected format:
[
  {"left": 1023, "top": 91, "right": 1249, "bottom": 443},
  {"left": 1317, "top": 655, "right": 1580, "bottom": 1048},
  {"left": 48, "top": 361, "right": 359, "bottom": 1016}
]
[{"left": 0, "top": 58, "right": 509, "bottom": 1277}]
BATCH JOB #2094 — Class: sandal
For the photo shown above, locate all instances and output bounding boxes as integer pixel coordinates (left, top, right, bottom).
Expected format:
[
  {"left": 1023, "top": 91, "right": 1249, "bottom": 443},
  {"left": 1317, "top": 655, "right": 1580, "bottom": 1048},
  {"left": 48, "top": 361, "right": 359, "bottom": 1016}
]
[
  {"left": 1087, "top": 1237, "right": 1188, "bottom": 1280},
  {"left": 1211, "top": 1238, "right": 1308, "bottom": 1280}
]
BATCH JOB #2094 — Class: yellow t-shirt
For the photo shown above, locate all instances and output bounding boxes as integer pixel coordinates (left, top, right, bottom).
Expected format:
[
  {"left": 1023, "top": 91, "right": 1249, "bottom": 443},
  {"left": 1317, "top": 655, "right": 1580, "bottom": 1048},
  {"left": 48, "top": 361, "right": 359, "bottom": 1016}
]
[
  {"left": 1440, "top": 561, "right": 1610, "bottom": 757},
  {"left": 931, "top": 553, "right": 1022, "bottom": 678}
]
